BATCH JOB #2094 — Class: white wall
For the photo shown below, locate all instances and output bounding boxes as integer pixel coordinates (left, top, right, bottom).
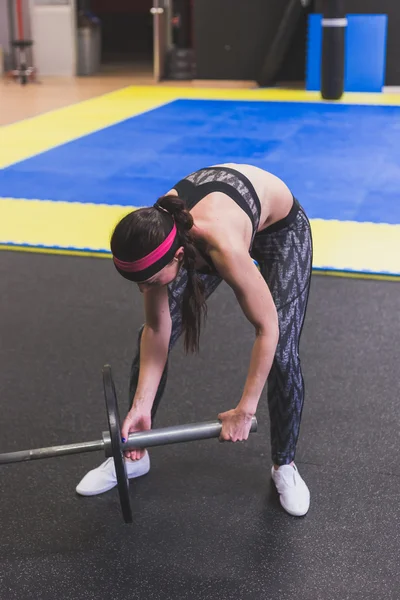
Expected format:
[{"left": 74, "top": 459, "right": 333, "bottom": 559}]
[{"left": 29, "top": 0, "right": 76, "bottom": 76}]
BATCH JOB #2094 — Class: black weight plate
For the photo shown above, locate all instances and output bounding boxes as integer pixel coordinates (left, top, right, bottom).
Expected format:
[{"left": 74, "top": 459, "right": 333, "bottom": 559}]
[{"left": 102, "top": 365, "right": 133, "bottom": 524}]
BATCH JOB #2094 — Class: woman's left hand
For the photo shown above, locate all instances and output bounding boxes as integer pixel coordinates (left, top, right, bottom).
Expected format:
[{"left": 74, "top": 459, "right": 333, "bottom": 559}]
[{"left": 218, "top": 408, "right": 254, "bottom": 442}]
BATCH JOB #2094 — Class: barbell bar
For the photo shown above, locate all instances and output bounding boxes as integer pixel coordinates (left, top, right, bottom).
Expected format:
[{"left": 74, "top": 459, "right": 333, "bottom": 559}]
[
  {"left": 0, "top": 420, "right": 257, "bottom": 465},
  {"left": 0, "top": 365, "right": 258, "bottom": 523}
]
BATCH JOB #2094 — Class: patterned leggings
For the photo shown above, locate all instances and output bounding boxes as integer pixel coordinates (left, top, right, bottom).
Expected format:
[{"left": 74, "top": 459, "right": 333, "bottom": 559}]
[{"left": 129, "top": 206, "right": 313, "bottom": 465}]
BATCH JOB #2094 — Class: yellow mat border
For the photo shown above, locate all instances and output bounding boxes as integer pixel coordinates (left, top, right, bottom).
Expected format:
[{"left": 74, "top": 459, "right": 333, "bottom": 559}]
[
  {"left": 0, "top": 243, "right": 398, "bottom": 283},
  {"left": 2, "top": 85, "right": 400, "bottom": 169},
  {"left": 0, "top": 198, "right": 399, "bottom": 279}
]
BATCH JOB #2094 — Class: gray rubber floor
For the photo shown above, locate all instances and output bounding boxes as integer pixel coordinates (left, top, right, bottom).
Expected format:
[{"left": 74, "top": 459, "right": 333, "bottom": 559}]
[{"left": 0, "top": 250, "right": 399, "bottom": 600}]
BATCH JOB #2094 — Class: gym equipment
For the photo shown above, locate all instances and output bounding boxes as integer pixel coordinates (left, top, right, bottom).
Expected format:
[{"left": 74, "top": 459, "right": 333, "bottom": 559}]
[
  {"left": 321, "top": 0, "right": 346, "bottom": 100},
  {"left": 6, "top": 0, "right": 38, "bottom": 85},
  {"left": 166, "top": 47, "right": 195, "bottom": 80},
  {"left": 0, "top": 365, "right": 258, "bottom": 523}
]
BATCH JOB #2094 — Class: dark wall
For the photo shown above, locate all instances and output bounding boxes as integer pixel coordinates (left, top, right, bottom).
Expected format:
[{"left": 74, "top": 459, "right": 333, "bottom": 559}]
[
  {"left": 90, "top": 0, "right": 153, "bottom": 60},
  {"left": 192, "top": 0, "right": 308, "bottom": 81},
  {"left": 276, "top": 9, "right": 309, "bottom": 83},
  {"left": 315, "top": 0, "right": 400, "bottom": 86}
]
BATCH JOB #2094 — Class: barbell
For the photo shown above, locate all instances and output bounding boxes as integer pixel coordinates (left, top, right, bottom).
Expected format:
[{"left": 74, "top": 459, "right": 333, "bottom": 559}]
[{"left": 0, "top": 365, "right": 258, "bottom": 523}]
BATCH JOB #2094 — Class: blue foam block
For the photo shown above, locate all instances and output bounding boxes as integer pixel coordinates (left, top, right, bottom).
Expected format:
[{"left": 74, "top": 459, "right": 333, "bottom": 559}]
[
  {"left": 345, "top": 15, "right": 388, "bottom": 93},
  {"left": 306, "top": 14, "right": 323, "bottom": 92},
  {"left": 306, "top": 14, "right": 388, "bottom": 93}
]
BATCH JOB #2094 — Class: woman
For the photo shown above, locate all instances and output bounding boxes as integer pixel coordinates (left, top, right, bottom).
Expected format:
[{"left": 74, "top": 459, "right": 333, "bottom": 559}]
[{"left": 76, "top": 163, "right": 313, "bottom": 517}]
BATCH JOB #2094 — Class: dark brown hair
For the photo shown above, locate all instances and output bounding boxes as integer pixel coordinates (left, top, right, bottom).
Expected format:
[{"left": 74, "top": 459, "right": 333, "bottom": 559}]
[{"left": 110, "top": 195, "right": 207, "bottom": 353}]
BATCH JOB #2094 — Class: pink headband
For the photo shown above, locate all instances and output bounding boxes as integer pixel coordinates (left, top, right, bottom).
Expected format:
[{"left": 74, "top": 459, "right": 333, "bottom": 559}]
[{"left": 113, "top": 223, "right": 177, "bottom": 273}]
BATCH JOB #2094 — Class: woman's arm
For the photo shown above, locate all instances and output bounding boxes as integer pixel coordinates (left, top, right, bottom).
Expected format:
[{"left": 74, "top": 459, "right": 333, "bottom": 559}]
[
  {"left": 121, "top": 285, "right": 172, "bottom": 459},
  {"left": 210, "top": 241, "right": 279, "bottom": 418},
  {"left": 133, "top": 284, "right": 172, "bottom": 413}
]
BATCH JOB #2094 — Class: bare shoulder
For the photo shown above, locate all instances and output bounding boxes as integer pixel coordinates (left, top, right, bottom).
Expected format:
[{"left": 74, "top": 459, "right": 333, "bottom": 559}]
[
  {"left": 193, "top": 219, "right": 246, "bottom": 259},
  {"left": 191, "top": 194, "right": 248, "bottom": 245}
]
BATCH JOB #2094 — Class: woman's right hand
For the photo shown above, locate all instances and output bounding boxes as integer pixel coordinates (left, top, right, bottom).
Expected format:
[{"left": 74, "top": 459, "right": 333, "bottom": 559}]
[{"left": 121, "top": 408, "right": 152, "bottom": 461}]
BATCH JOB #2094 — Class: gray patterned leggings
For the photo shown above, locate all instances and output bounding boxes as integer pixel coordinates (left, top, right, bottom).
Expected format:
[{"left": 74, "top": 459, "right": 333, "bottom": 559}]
[{"left": 129, "top": 206, "right": 312, "bottom": 466}]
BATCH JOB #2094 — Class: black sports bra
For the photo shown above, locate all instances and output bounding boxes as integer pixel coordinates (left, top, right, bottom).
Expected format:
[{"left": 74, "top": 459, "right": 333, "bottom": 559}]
[{"left": 172, "top": 166, "right": 262, "bottom": 275}]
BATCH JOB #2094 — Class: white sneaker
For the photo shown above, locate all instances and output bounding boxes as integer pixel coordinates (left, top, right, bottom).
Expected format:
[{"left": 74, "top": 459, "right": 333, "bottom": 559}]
[
  {"left": 76, "top": 452, "right": 150, "bottom": 496},
  {"left": 271, "top": 463, "right": 310, "bottom": 517}
]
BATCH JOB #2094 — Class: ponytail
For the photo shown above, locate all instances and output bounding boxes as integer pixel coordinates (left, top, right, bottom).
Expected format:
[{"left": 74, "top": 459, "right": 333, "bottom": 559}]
[{"left": 155, "top": 195, "right": 207, "bottom": 354}]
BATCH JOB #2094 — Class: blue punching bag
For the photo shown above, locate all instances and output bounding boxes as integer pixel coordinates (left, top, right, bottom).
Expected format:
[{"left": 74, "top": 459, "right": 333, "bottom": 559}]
[{"left": 321, "top": 0, "right": 347, "bottom": 100}]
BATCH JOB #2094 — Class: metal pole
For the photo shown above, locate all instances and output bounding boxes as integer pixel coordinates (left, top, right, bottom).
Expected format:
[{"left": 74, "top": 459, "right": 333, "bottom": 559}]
[
  {"left": 121, "top": 416, "right": 258, "bottom": 452},
  {"left": 151, "top": 0, "right": 164, "bottom": 82},
  {"left": 0, "top": 439, "right": 104, "bottom": 464},
  {"left": 0, "top": 417, "right": 258, "bottom": 464},
  {"left": 7, "top": 0, "right": 16, "bottom": 68}
]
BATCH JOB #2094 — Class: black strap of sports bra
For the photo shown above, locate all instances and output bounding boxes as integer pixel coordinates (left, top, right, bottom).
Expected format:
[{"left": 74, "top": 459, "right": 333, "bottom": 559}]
[
  {"left": 173, "top": 179, "right": 195, "bottom": 206},
  {"left": 173, "top": 180, "right": 256, "bottom": 235}
]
